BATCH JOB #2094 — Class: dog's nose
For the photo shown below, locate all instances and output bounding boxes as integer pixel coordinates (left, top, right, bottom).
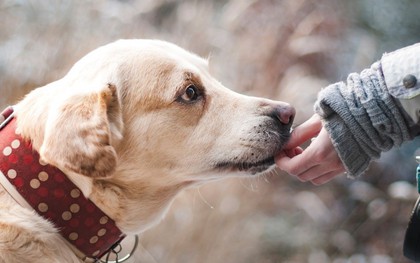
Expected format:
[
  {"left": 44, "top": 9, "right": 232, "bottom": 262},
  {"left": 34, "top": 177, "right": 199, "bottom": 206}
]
[{"left": 275, "top": 103, "right": 295, "bottom": 125}]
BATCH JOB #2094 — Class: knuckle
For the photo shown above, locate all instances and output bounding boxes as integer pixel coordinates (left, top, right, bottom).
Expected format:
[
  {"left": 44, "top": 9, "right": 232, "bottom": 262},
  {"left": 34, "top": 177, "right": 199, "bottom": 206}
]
[
  {"left": 311, "top": 179, "right": 323, "bottom": 186},
  {"left": 297, "top": 176, "right": 308, "bottom": 182},
  {"left": 288, "top": 167, "right": 301, "bottom": 176},
  {"left": 297, "top": 173, "right": 311, "bottom": 182}
]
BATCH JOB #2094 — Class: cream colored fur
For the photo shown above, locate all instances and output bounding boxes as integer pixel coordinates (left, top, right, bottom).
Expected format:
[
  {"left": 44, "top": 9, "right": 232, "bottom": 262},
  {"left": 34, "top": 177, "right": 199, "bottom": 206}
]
[{"left": 0, "top": 39, "right": 294, "bottom": 262}]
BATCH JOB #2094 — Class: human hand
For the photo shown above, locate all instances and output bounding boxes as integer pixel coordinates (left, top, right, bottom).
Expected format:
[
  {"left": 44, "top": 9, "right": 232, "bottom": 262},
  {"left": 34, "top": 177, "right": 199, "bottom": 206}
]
[{"left": 275, "top": 114, "right": 346, "bottom": 185}]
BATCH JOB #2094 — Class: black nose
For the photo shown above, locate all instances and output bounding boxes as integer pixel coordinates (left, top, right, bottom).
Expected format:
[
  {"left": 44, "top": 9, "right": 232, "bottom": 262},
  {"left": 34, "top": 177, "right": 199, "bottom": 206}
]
[{"left": 276, "top": 103, "right": 295, "bottom": 125}]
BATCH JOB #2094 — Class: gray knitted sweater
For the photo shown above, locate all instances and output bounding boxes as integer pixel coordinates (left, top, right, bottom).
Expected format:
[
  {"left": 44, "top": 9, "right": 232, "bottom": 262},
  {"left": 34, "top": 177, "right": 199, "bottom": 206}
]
[{"left": 314, "top": 43, "right": 420, "bottom": 177}]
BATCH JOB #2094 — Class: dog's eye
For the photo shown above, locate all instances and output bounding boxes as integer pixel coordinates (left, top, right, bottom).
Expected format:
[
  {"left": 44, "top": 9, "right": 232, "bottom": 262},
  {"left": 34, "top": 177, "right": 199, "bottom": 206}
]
[{"left": 180, "top": 85, "right": 199, "bottom": 102}]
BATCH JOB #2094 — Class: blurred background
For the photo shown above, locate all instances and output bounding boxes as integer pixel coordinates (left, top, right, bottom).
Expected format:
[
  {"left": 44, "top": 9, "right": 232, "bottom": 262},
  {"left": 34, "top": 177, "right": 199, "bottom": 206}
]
[{"left": 1, "top": 0, "right": 420, "bottom": 262}]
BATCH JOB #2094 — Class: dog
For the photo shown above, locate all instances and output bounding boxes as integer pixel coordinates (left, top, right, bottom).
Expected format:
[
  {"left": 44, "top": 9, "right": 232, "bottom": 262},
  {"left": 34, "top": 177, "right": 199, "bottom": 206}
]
[{"left": 0, "top": 39, "right": 294, "bottom": 263}]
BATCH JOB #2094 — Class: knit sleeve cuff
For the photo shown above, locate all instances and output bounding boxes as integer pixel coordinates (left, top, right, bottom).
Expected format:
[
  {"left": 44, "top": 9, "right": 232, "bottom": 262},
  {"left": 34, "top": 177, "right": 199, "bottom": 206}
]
[
  {"left": 314, "top": 62, "right": 412, "bottom": 178},
  {"left": 315, "top": 84, "right": 372, "bottom": 177}
]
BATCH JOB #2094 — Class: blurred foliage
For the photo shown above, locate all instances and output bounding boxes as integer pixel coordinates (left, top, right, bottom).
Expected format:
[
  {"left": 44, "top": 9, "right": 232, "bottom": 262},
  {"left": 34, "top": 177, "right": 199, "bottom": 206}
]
[{"left": 0, "top": 0, "right": 419, "bottom": 262}]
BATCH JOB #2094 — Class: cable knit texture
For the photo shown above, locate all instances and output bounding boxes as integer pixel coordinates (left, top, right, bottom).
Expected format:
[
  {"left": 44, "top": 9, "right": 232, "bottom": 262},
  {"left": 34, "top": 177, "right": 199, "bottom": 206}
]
[{"left": 314, "top": 62, "right": 412, "bottom": 177}]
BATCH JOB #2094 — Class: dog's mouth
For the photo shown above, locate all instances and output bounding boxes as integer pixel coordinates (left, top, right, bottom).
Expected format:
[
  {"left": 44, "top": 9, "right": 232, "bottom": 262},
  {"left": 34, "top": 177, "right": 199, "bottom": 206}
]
[
  {"left": 215, "top": 156, "right": 276, "bottom": 175},
  {"left": 214, "top": 120, "right": 292, "bottom": 176}
]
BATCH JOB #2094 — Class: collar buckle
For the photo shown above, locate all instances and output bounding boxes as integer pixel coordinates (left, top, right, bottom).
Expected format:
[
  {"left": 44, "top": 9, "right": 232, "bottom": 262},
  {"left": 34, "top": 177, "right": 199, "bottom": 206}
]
[{"left": 0, "top": 106, "right": 14, "bottom": 131}]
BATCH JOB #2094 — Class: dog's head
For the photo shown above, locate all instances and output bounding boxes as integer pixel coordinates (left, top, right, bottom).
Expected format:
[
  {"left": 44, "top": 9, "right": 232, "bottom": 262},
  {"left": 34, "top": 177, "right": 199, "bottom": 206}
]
[{"left": 16, "top": 39, "right": 294, "bottom": 232}]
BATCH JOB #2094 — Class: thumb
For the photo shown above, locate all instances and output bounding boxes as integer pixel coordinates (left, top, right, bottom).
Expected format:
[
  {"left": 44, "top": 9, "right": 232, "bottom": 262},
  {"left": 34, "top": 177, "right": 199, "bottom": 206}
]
[{"left": 285, "top": 114, "right": 322, "bottom": 149}]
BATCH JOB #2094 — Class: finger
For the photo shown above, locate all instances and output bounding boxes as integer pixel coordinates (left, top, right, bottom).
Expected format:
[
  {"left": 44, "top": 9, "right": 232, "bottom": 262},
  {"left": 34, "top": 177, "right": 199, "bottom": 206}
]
[
  {"left": 286, "top": 114, "right": 322, "bottom": 149},
  {"left": 283, "top": 147, "right": 303, "bottom": 158},
  {"left": 294, "top": 147, "right": 304, "bottom": 155},
  {"left": 310, "top": 169, "right": 346, "bottom": 185},
  {"left": 294, "top": 164, "right": 327, "bottom": 182},
  {"left": 275, "top": 148, "right": 318, "bottom": 176},
  {"left": 294, "top": 162, "right": 339, "bottom": 182}
]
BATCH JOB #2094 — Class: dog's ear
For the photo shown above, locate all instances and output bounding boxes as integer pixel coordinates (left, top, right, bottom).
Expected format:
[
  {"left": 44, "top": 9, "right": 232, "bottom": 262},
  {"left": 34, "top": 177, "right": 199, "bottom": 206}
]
[{"left": 39, "top": 84, "right": 123, "bottom": 178}]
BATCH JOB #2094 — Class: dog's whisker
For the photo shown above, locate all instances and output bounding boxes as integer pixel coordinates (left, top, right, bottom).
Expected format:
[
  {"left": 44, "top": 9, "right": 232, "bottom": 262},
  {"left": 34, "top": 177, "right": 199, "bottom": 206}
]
[
  {"left": 239, "top": 177, "right": 259, "bottom": 192},
  {"left": 196, "top": 187, "right": 214, "bottom": 209},
  {"left": 262, "top": 173, "right": 270, "bottom": 184}
]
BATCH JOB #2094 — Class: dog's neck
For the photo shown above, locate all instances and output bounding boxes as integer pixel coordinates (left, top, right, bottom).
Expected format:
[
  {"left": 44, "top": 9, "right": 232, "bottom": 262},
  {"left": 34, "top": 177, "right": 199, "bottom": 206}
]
[
  {"left": 88, "top": 170, "right": 193, "bottom": 234},
  {"left": 0, "top": 110, "right": 125, "bottom": 260}
]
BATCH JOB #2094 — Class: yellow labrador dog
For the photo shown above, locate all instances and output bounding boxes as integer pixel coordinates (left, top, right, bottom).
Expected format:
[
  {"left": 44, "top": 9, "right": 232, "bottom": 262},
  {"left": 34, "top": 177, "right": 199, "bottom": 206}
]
[{"left": 0, "top": 39, "right": 294, "bottom": 263}]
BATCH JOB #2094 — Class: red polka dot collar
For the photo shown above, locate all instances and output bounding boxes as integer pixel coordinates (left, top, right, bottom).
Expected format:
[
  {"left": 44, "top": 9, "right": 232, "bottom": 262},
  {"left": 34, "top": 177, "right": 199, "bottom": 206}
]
[{"left": 0, "top": 106, "right": 125, "bottom": 261}]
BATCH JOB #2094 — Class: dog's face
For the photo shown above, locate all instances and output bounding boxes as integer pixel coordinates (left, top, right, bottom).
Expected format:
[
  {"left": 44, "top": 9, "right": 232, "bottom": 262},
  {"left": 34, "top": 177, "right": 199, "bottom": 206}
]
[
  {"left": 16, "top": 39, "right": 294, "bottom": 232},
  {"left": 113, "top": 40, "right": 294, "bottom": 179},
  {"left": 127, "top": 75, "right": 292, "bottom": 179}
]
